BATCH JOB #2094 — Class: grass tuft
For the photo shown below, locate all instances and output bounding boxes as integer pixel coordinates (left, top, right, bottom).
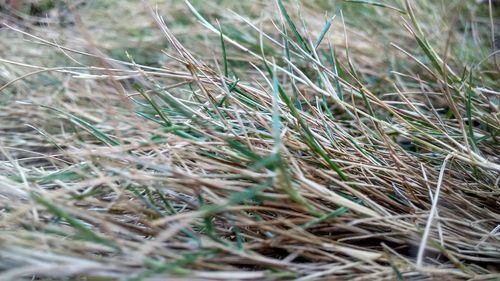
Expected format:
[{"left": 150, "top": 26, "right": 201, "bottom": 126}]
[{"left": 0, "top": 0, "right": 498, "bottom": 280}]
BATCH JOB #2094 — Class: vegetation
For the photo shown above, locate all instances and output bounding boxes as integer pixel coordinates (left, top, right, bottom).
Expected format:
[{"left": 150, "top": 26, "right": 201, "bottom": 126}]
[{"left": 0, "top": 0, "right": 498, "bottom": 280}]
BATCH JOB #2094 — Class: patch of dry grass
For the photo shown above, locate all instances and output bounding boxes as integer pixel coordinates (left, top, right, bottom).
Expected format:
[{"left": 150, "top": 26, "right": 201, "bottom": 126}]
[{"left": 0, "top": 0, "right": 499, "bottom": 280}]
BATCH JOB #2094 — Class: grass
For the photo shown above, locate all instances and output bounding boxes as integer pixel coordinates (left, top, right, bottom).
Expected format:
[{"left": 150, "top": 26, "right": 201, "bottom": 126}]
[{"left": 0, "top": 0, "right": 499, "bottom": 280}]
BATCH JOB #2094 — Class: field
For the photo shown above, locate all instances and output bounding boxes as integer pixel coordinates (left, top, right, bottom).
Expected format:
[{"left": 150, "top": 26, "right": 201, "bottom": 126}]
[{"left": 0, "top": 0, "right": 499, "bottom": 280}]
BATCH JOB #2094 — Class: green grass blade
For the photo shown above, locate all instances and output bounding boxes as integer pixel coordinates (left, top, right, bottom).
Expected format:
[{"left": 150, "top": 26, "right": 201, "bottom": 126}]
[
  {"left": 277, "top": 0, "right": 311, "bottom": 53},
  {"left": 345, "top": 0, "right": 406, "bottom": 14},
  {"left": 133, "top": 84, "right": 172, "bottom": 127},
  {"left": 31, "top": 192, "right": 120, "bottom": 251},
  {"left": 314, "top": 16, "right": 335, "bottom": 50},
  {"left": 219, "top": 24, "right": 229, "bottom": 77},
  {"left": 263, "top": 60, "right": 349, "bottom": 181},
  {"left": 39, "top": 105, "right": 119, "bottom": 146}
]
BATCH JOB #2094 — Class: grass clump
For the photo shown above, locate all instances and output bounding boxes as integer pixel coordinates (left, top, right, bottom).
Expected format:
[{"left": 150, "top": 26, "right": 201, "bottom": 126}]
[{"left": 0, "top": 0, "right": 498, "bottom": 280}]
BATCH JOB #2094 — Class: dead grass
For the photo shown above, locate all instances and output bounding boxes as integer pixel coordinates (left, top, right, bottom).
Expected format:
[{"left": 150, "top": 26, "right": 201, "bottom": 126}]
[{"left": 0, "top": 0, "right": 499, "bottom": 280}]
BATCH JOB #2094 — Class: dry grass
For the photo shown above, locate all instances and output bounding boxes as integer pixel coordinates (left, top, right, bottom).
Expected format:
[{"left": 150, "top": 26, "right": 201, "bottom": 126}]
[{"left": 0, "top": 0, "right": 499, "bottom": 280}]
